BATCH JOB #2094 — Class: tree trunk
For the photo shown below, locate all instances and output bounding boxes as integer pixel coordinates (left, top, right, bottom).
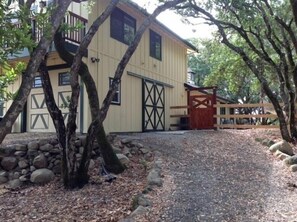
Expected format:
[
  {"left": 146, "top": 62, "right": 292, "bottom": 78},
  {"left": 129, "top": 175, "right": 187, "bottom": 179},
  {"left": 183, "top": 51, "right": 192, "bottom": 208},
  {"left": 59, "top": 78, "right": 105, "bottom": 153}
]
[
  {"left": 53, "top": 6, "right": 125, "bottom": 180},
  {"left": 289, "top": 1, "right": 297, "bottom": 140},
  {"left": 38, "top": 56, "right": 69, "bottom": 185},
  {"left": 0, "top": 0, "right": 72, "bottom": 144}
]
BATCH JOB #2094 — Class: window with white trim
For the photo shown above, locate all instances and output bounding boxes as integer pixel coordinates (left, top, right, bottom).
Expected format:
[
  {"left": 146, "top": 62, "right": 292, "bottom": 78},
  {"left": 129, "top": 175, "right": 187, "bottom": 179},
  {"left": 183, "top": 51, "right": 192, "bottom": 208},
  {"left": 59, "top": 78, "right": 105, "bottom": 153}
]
[
  {"left": 109, "top": 77, "right": 121, "bottom": 105},
  {"left": 59, "top": 72, "right": 70, "bottom": 86},
  {"left": 33, "top": 76, "right": 42, "bottom": 88}
]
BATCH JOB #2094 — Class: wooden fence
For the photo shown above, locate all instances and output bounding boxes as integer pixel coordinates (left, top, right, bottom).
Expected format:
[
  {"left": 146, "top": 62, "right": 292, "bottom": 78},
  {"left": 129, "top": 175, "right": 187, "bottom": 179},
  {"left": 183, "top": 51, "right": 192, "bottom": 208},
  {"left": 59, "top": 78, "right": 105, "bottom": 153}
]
[
  {"left": 214, "top": 103, "right": 279, "bottom": 129},
  {"left": 169, "top": 105, "right": 190, "bottom": 129},
  {"left": 170, "top": 103, "right": 280, "bottom": 130}
]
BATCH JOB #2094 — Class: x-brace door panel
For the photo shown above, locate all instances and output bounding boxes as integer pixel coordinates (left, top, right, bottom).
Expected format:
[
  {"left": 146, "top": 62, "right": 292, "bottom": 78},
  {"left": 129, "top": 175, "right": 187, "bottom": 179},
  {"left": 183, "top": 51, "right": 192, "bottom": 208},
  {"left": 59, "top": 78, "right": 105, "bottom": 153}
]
[
  {"left": 190, "top": 95, "right": 214, "bottom": 129},
  {"left": 142, "top": 79, "right": 165, "bottom": 131}
]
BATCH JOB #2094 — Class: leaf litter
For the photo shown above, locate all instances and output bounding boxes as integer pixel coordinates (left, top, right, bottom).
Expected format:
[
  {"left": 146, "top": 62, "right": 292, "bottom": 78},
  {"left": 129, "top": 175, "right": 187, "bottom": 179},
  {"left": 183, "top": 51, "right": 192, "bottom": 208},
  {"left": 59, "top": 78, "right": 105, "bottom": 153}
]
[{"left": 1, "top": 129, "right": 297, "bottom": 221}]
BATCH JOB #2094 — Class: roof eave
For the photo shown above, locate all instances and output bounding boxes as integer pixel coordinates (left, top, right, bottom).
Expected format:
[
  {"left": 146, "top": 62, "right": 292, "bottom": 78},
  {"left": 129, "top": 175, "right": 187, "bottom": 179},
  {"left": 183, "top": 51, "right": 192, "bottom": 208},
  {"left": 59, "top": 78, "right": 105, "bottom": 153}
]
[{"left": 126, "top": 1, "right": 198, "bottom": 52}]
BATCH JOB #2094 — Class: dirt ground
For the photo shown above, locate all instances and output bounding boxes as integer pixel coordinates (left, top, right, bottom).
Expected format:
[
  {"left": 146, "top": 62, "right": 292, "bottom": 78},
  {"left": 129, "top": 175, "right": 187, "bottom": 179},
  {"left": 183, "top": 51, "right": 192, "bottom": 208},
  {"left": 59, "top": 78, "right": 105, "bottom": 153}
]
[{"left": 1, "top": 129, "right": 297, "bottom": 221}]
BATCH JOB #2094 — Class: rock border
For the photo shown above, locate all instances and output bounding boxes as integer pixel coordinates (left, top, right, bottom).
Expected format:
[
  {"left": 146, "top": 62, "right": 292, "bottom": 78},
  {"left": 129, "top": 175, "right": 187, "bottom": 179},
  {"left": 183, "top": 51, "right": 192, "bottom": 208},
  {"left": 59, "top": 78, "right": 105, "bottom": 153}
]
[
  {"left": 119, "top": 150, "right": 164, "bottom": 222},
  {"left": 256, "top": 138, "right": 297, "bottom": 173}
]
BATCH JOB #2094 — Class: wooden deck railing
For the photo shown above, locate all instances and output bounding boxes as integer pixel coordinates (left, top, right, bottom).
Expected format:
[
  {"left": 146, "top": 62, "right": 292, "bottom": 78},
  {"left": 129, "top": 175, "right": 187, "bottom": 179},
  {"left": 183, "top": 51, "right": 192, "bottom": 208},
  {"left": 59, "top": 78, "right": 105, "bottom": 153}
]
[
  {"left": 18, "top": 11, "right": 87, "bottom": 44},
  {"left": 63, "top": 12, "right": 88, "bottom": 44}
]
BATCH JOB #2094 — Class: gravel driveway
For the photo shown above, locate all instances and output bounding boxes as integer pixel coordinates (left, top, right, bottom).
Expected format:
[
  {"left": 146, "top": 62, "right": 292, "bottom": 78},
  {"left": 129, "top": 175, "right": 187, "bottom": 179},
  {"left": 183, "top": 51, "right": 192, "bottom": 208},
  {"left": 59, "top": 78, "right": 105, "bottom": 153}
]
[{"left": 120, "top": 130, "right": 297, "bottom": 222}]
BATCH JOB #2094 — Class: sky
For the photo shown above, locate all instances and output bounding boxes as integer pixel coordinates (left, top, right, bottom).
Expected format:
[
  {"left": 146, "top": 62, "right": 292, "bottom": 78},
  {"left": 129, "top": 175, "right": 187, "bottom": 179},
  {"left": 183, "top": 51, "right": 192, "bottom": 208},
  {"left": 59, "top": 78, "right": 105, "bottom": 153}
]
[{"left": 131, "top": 0, "right": 215, "bottom": 40}]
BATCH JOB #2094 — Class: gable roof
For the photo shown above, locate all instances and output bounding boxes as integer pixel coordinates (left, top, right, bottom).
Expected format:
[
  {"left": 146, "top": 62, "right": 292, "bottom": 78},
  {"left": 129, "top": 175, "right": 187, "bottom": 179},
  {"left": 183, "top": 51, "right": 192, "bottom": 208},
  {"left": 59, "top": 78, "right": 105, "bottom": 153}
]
[
  {"left": 184, "top": 83, "right": 235, "bottom": 104},
  {"left": 124, "top": 1, "right": 198, "bottom": 53}
]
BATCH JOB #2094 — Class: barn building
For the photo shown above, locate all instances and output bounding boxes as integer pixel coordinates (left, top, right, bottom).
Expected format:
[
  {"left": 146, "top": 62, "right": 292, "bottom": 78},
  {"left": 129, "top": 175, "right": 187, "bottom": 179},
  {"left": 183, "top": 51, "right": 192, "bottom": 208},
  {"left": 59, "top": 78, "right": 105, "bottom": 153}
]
[{"left": 3, "top": 0, "right": 198, "bottom": 133}]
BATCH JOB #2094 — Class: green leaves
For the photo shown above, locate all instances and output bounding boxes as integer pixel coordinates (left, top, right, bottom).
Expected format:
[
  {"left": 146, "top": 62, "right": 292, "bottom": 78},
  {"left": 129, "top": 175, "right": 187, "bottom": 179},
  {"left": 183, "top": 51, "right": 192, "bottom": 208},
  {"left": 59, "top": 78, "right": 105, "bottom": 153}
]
[
  {"left": 190, "top": 37, "right": 262, "bottom": 102},
  {"left": 0, "top": 61, "right": 25, "bottom": 101},
  {"left": 0, "top": 1, "right": 35, "bottom": 65}
]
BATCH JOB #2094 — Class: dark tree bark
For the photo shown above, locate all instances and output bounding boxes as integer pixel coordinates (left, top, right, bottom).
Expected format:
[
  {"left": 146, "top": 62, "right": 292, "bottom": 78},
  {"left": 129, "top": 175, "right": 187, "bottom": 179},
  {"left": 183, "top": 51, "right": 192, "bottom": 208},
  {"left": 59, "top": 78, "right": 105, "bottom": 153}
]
[
  {"left": 38, "top": 56, "right": 68, "bottom": 185},
  {"left": 64, "top": 0, "right": 123, "bottom": 187},
  {"left": 54, "top": 0, "right": 124, "bottom": 188},
  {"left": 0, "top": 0, "right": 72, "bottom": 144}
]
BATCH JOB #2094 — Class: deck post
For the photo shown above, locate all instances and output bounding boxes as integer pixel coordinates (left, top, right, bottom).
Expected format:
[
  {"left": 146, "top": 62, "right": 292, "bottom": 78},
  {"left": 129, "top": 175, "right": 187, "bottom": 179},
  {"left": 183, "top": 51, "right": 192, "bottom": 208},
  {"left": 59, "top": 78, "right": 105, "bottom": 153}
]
[{"left": 213, "top": 87, "right": 217, "bottom": 130}]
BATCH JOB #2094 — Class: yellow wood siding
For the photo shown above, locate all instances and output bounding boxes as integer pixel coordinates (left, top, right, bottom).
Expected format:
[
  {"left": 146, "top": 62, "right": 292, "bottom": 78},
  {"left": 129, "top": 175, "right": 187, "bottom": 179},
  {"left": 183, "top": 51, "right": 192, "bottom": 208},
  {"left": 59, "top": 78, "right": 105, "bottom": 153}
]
[
  {"left": 68, "top": 2, "right": 88, "bottom": 19},
  {"left": 86, "top": 0, "right": 189, "bottom": 132}
]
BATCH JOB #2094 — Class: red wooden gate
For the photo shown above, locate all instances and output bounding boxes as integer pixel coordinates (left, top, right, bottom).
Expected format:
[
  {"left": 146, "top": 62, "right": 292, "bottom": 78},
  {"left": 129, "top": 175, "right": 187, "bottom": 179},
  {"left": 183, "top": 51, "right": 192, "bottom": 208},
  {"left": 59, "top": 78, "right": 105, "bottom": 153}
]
[{"left": 189, "top": 94, "right": 215, "bottom": 129}]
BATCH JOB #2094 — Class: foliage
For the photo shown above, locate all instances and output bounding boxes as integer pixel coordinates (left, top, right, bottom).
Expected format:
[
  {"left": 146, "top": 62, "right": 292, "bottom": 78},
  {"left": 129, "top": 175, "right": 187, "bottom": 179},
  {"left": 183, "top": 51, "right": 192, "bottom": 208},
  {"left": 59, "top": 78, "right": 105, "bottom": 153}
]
[
  {"left": 0, "top": 62, "right": 25, "bottom": 100},
  {"left": 176, "top": 0, "right": 297, "bottom": 140},
  {"left": 0, "top": 1, "right": 35, "bottom": 64},
  {"left": 201, "top": 38, "right": 262, "bottom": 103},
  {"left": 0, "top": 0, "right": 36, "bottom": 102},
  {"left": 187, "top": 38, "right": 211, "bottom": 86},
  {"left": 187, "top": 37, "right": 263, "bottom": 103}
]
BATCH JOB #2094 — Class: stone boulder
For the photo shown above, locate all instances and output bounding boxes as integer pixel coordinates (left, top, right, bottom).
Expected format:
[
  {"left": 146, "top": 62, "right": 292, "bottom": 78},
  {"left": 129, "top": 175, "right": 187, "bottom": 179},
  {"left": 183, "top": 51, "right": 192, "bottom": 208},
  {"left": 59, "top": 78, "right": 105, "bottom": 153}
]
[
  {"left": 269, "top": 140, "right": 294, "bottom": 155},
  {"left": 284, "top": 155, "right": 297, "bottom": 166},
  {"left": 261, "top": 139, "right": 275, "bottom": 147},
  {"left": 19, "top": 175, "right": 29, "bottom": 182},
  {"left": 30, "top": 168, "right": 55, "bottom": 184},
  {"left": 121, "top": 138, "right": 133, "bottom": 145},
  {"left": 122, "top": 147, "right": 131, "bottom": 156},
  {"left": 18, "top": 160, "right": 29, "bottom": 169},
  {"left": 0, "top": 176, "right": 8, "bottom": 184},
  {"left": 0, "top": 146, "right": 15, "bottom": 156},
  {"left": 14, "top": 151, "right": 26, "bottom": 157},
  {"left": 38, "top": 139, "right": 48, "bottom": 146},
  {"left": 147, "top": 168, "right": 162, "bottom": 187},
  {"left": 1, "top": 157, "right": 18, "bottom": 171},
  {"left": 15, "top": 144, "right": 27, "bottom": 151},
  {"left": 112, "top": 146, "right": 122, "bottom": 154},
  {"left": 27, "top": 141, "right": 39, "bottom": 150},
  {"left": 116, "top": 154, "right": 130, "bottom": 166},
  {"left": 39, "top": 144, "right": 53, "bottom": 152},
  {"left": 89, "top": 159, "right": 95, "bottom": 170},
  {"left": 49, "top": 148, "right": 61, "bottom": 154},
  {"left": 0, "top": 171, "right": 8, "bottom": 177},
  {"left": 274, "top": 150, "right": 291, "bottom": 160},
  {"left": 52, "top": 165, "right": 61, "bottom": 174},
  {"left": 8, "top": 179, "right": 22, "bottom": 189},
  {"left": 137, "top": 194, "right": 152, "bottom": 207},
  {"left": 290, "top": 164, "right": 297, "bottom": 172},
  {"left": 140, "top": 148, "right": 149, "bottom": 154},
  {"left": 33, "top": 154, "right": 48, "bottom": 169},
  {"left": 130, "top": 206, "right": 148, "bottom": 218}
]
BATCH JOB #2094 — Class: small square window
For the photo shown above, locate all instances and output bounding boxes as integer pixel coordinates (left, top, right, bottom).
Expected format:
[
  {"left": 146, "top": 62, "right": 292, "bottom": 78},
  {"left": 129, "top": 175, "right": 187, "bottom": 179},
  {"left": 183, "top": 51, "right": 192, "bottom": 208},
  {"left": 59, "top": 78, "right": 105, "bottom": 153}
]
[
  {"left": 59, "top": 72, "right": 70, "bottom": 86},
  {"left": 109, "top": 77, "right": 121, "bottom": 105},
  {"left": 33, "top": 76, "right": 42, "bottom": 88},
  {"left": 150, "top": 30, "right": 162, "bottom": 60}
]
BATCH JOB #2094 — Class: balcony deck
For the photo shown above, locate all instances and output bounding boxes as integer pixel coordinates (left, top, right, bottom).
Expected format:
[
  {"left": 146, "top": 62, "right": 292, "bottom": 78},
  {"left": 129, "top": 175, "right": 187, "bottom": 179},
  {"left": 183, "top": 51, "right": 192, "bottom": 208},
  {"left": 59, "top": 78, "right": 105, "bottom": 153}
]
[{"left": 10, "top": 12, "right": 87, "bottom": 59}]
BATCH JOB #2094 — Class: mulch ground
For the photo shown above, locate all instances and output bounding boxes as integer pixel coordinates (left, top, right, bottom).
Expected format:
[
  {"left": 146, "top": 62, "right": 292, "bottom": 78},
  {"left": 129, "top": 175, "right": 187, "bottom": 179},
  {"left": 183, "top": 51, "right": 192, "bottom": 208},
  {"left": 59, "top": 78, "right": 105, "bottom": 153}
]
[
  {"left": 1, "top": 129, "right": 297, "bottom": 221},
  {"left": 123, "top": 129, "right": 297, "bottom": 222}
]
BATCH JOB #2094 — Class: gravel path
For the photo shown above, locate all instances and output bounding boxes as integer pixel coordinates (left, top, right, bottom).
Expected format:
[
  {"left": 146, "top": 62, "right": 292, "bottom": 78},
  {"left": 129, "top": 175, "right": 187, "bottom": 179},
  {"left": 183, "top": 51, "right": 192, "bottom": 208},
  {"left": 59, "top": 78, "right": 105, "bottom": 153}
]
[{"left": 121, "top": 130, "right": 297, "bottom": 222}]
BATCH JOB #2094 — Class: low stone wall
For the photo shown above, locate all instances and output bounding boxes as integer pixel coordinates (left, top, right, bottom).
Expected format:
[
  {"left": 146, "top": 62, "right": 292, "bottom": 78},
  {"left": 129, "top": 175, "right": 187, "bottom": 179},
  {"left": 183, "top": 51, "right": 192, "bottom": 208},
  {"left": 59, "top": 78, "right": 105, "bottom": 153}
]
[{"left": 0, "top": 135, "right": 99, "bottom": 187}]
